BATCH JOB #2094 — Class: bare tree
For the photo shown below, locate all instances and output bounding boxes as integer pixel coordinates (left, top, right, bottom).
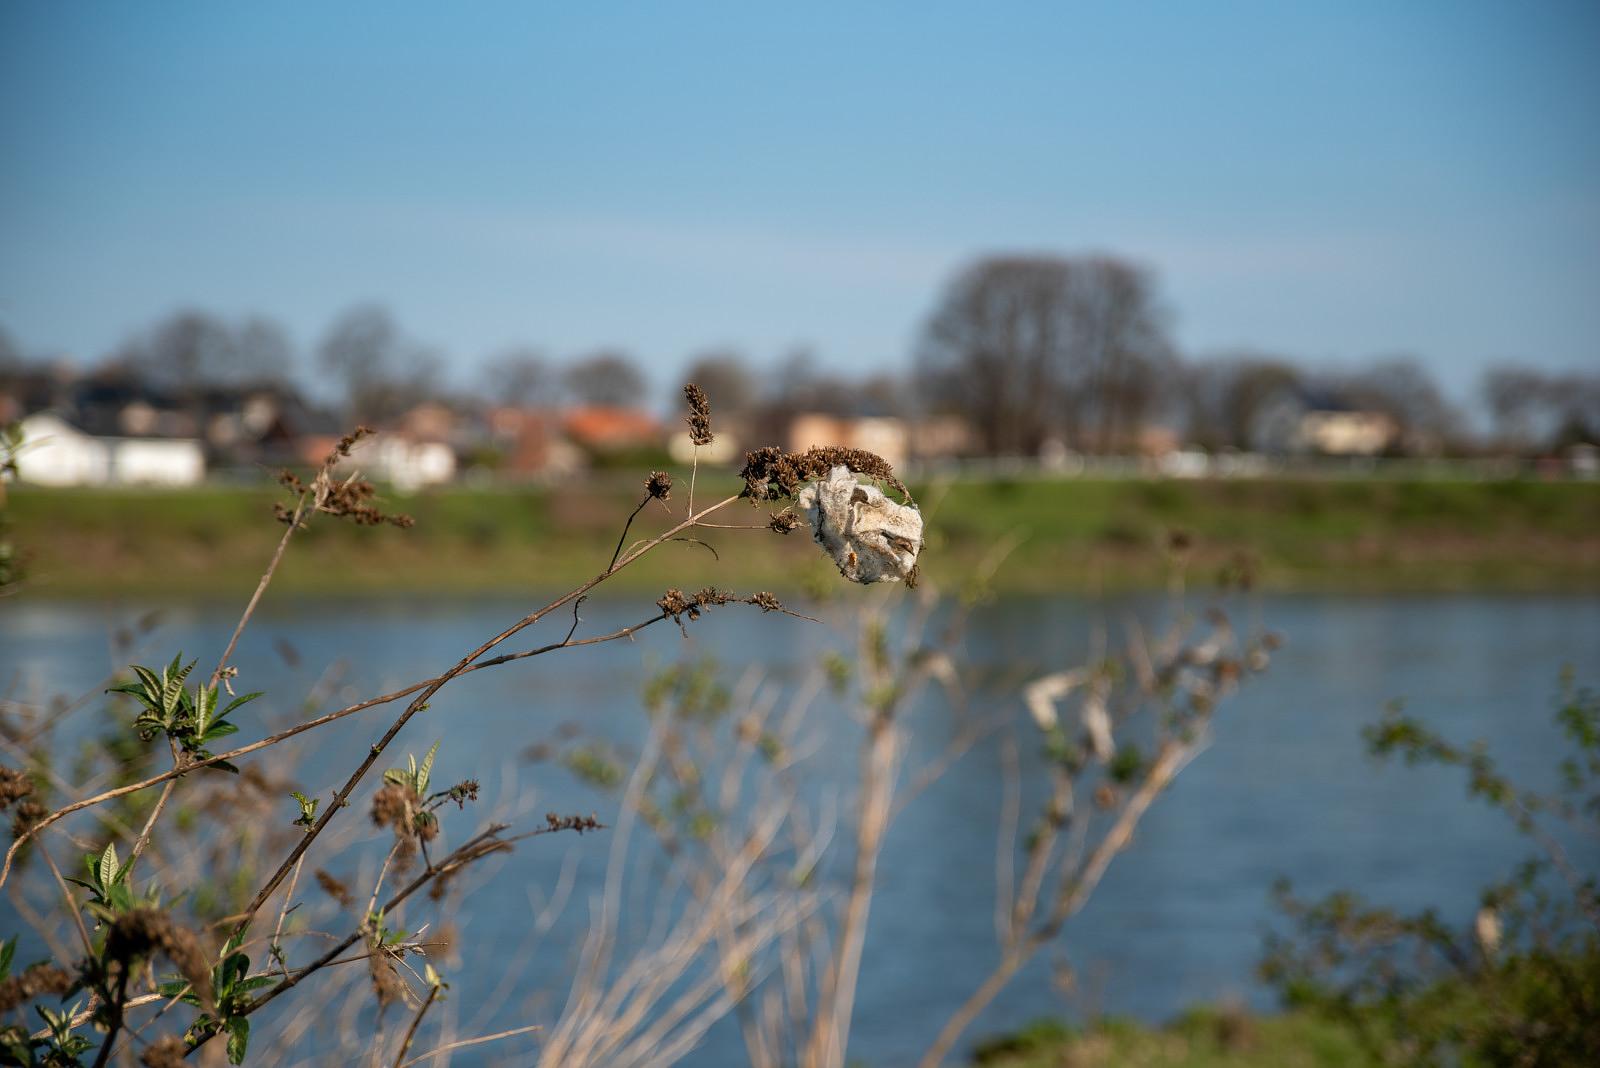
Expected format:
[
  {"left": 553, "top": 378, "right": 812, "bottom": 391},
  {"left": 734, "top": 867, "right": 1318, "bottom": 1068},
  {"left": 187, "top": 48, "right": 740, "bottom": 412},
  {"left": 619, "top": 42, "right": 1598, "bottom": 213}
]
[
  {"left": 318, "top": 304, "right": 441, "bottom": 423},
  {"left": 234, "top": 317, "right": 295, "bottom": 386},
  {"left": 1483, "top": 366, "right": 1549, "bottom": 448},
  {"left": 118, "top": 310, "right": 237, "bottom": 394},
  {"left": 1184, "top": 355, "right": 1302, "bottom": 451},
  {"left": 564, "top": 350, "right": 646, "bottom": 408},
  {"left": 1342, "top": 356, "right": 1459, "bottom": 453},
  {"left": 916, "top": 254, "right": 1176, "bottom": 455},
  {"left": 102, "top": 311, "right": 295, "bottom": 396},
  {"left": 482, "top": 346, "right": 557, "bottom": 408},
  {"left": 683, "top": 350, "right": 756, "bottom": 416},
  {"left": 1482, "top": 365, "right": 1600, "bottom": 451}
]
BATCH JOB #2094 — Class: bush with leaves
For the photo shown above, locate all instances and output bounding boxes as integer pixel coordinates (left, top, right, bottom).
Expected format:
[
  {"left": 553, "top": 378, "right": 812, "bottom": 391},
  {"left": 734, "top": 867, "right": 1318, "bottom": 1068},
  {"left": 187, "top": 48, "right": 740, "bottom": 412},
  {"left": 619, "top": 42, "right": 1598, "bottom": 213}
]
[
  {"left": 1260, "top": 672, "right": 1600, "bottom": 1066},
  {"left": 0, "top": 389, "right": 918, "bottom": 1065}
]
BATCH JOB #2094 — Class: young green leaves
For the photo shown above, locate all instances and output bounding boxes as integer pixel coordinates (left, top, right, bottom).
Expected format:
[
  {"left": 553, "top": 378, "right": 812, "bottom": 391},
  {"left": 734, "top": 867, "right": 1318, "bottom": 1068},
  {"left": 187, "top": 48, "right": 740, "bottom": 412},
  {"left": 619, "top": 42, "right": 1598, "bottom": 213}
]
[{"left": 108, "top": 654, "right": 260, "bottom": 771}]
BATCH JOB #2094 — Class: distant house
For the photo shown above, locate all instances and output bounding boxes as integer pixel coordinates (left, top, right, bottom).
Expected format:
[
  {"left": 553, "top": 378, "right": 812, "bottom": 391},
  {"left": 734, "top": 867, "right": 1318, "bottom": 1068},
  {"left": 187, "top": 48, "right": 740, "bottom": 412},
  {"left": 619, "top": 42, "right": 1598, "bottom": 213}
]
[
  {"left": 356, "top": 437, "right": 455, "bottom": 491},
  {"left": 666, "top": 428, "right": 741, "bottom": 466},
  {"left": 563, "top": 407, "right": 664, "bottom": 453},
  {"left": 787, "top": 412, "right": 909, "bottom": 473},
  {"left": 1252, "top": 389, "right": 1398, "bottom": 457},
  {"left": 13, "top": 412, "right": 205, "bottom": 486},
  {"left": 485, "top": 407, "right": 585, "bottom": 479},
  {"left": 908, "top": 415, "right": 977, "bottom": 463}
]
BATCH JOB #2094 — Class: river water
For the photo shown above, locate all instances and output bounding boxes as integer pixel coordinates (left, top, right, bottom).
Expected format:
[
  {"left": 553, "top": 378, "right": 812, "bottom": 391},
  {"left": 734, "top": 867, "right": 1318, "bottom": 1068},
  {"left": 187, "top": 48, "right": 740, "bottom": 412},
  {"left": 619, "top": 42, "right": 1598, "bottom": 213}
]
[{"left": 2, "top": 592, "right": 1597, "bottom": 1065}]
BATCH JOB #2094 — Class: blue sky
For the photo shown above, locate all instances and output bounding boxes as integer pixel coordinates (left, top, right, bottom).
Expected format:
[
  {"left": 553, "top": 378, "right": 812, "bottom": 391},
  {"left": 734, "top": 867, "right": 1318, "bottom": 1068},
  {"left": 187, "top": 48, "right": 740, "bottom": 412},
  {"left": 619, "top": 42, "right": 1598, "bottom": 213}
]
[{"left": 2, "top": 1, "right": 1597, "bottom": 402}]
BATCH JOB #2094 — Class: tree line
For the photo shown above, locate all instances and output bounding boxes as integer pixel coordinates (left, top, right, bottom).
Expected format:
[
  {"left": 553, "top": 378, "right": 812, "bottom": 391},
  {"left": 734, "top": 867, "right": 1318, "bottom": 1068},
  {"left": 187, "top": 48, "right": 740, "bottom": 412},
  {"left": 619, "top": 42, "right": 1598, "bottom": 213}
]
[{"left": 2, "top": 254, "right": 1596, "bottom": 454}]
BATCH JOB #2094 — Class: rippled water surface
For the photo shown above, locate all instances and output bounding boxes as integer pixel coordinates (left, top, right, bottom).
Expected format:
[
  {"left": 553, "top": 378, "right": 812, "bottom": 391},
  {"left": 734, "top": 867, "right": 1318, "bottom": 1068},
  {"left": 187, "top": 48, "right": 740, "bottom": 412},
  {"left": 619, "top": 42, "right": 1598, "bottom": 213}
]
[{"left": 3, "top": 593, "right": 1597, "bottom": 1065}]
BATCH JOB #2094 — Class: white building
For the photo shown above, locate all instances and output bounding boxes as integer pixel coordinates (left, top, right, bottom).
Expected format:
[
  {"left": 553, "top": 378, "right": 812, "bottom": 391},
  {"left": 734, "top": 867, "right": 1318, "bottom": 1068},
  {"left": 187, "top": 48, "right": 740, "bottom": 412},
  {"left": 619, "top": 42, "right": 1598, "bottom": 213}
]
[
  {"left": 350, "top": 436, "right": 457, "bottom": 492},
  {"left": 12, "top": 412, "right": 205, "bottom": 487}
]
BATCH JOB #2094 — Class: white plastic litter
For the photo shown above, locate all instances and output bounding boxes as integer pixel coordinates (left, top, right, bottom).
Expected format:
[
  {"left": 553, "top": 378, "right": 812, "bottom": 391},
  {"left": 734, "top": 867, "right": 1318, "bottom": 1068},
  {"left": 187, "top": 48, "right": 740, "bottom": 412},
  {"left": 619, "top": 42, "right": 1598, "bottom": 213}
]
[{"left": 795, "top": 465, "right": 923, "bottom": 584}]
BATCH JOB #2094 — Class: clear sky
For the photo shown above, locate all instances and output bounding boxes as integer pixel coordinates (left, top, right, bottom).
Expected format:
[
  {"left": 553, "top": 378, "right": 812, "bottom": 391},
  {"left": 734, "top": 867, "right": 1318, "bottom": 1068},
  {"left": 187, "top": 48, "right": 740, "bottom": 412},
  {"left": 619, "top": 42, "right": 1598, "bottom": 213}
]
[{"left": 2, "top": 1, "right": 1597, "bottom": 401}]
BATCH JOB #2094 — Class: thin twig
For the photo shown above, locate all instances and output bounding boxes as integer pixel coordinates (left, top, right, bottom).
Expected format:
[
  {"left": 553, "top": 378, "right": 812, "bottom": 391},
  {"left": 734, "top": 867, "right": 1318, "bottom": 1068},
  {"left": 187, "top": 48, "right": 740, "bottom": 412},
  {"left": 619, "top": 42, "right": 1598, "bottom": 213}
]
[
  {"left": 2, "top": 570, "right": 801, "bottom": 889},
  {"left": 396, "top": 1023, "right": 543, "bottom": 1067},
  {"left": 390, "top": 982, "right": 441, "bottom": 1068},
  {"left": 38, "top": 837, "right": 94, "bottom": 959}
]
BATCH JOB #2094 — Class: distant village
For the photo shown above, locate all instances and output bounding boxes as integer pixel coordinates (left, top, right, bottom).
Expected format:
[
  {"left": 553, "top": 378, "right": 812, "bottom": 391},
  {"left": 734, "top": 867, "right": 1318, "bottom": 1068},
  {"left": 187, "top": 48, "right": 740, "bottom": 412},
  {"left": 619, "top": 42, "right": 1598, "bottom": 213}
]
[
  {"left": 3, "top": 269, "right": 1597, "bottom": 490},
  {"left": 5, "top": 360, "right": 1594, "bottom": 491}
]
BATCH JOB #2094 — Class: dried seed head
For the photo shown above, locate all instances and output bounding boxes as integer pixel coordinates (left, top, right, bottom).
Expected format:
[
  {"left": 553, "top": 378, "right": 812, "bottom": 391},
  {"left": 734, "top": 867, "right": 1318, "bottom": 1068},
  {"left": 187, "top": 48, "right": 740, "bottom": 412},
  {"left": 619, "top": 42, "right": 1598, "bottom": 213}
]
[
  {"left": 106, "top": 908, "right": 215, "bottom": 1014},
  {"left": 0, "top": 766, "right": 33, "bottom": 810},
  {"left": 326, "top": 425, "right": 375, "bottom": 467},
  {"left": 768, "top": 508, "right": 800, "bottom": 534},
  {"left": 645, "top": 470, "right": 673, "bottom": 500},
  {"left": 545, "top": 812, "right": 602, "bottom": 834},
  {"left": 0, "top": 962, "right": 74, "bottom": 1013},
  {"left": 10, "top": 799, "right": 47, "bottom": 838},
  {"left": 740, "top": 445, "right": 910, "bottom": 503},
  {"left": 367, "top": 945, "right": 405, "bottom": 1009},
  {"left": 683, "top": 384, "right": 713, "bottom": 445},
  {"left": 371, "top": 783, "right": 421, "bottom": 838},
  {"left": 752, "top": 591, "right": 782, "bottom": 612},
  {"left": 140, "top": 1035, "right": 189, "bottom": 1068},
  {"left": 316, "top": 869, "right": 355, "bottom": 909}
]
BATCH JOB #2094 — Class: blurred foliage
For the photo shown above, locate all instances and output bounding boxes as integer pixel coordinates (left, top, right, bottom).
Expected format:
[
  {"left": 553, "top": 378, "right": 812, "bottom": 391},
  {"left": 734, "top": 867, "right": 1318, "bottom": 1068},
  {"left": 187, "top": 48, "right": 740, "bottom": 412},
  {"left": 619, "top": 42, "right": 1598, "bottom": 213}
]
[
  {"left": 970, "top": 1008, "right": 1376, "bottom": 1067},
  {"left": 1260, "top": 673, "right": 1600, "bottom": 1066}
]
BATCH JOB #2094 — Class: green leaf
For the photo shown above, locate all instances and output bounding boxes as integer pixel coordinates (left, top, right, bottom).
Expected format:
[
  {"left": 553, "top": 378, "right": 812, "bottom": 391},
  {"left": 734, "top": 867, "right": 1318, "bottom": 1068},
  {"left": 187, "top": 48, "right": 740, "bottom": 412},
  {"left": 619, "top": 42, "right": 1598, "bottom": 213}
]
[
  {"left": 202, "top": 720, "right": 240, "bottom": 744},
  {"left": 226, "top": 1016, "right": 250, "bottom": 1065},
  {"left": 417, "top": 739, "right": 440, "bottom": 794},
  {"left": 99, "top": 843, "right": 120, "bottom": 888},
  {"left": 0, "top": 936, "right": 14, "bottom": 980},
  {"left": 382, "top": 768, "right": 408, "bottom": 787},
  {"left": 221, "top": 691, "right": 264, "bottom": 716}
]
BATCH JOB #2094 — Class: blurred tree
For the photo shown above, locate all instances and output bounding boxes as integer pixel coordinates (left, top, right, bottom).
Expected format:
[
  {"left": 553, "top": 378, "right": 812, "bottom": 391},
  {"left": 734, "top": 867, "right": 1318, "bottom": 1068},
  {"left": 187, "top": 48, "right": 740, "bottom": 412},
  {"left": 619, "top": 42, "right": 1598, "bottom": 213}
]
[
  {"left": 1343, "top": 356, "right": 1460, "bottom": 453},
  {"left": 120, "top": 310, "right": 237, "bottom": 394},
  {"left": 1482, "top": 366, "right": 1600, "bottom": 452},
  {"left": 1482, "top": 366, "right": 1549, "bottom": 447},
  {"left": 234, "top": 317, "right": 295, "bottom": 386},
  {"left": 683, "top": 349, "right": 756, "bottom": 415},
  {"left": 563, "top": 350, "right": 646, "bottom": 408},
  {"left": 1185, "top": 355, "right": 1303, "bottom": 451},
  {"left": 318, "top": 304, "right": 441, "bottom": 423},
  {"left": 770, "top": 347, "right": 855, "bottom": 415},
  {"left": 109, "top": 311, "right": 295, "bottom": 393},
  {"left": 482, "top": 346, "right": 556, "bottom": 408},
  {"left": 916, "top": 254, "right": 1175, "bottom": 455}
]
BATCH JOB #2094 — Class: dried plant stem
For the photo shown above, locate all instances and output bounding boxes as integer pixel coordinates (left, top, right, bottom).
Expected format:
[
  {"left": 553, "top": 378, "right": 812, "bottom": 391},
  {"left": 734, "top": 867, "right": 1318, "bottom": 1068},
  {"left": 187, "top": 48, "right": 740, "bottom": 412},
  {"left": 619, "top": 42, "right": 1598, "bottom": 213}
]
[
  {"left": 229, "top": 494, "right": 741, "bottom": 941},
  {"left": 804, "top": 712, "right": 896, "bottom": 1068},
  {"left": 916, "top": 741, "right": 1200, "bottom": 1068},
  {"left": 211, "top": 492, "right": 309, "bottom": 689},
  {"left": 126, "top": 742, "right": 178, "bottom": 867},
  {"left": 390, "top": 981, "right": 441, "bottom": 1068},
  {"left": 395, "top": 1023, "right": 543, "bottom": 1067},
  {"left": 128, "top": 494, "right": 309, "bottom": 877},
  {"left": 271, "top": 854, "right": 307, "bottom": 976},
  {"left": 607, "top": 495, "right": 651, "bottom": 572},
  {"left": 38, "top": 836, "right": 94, "bottom": 958},
  {"left": 2, "top": 546, "right": 792, "bottom": 891}
]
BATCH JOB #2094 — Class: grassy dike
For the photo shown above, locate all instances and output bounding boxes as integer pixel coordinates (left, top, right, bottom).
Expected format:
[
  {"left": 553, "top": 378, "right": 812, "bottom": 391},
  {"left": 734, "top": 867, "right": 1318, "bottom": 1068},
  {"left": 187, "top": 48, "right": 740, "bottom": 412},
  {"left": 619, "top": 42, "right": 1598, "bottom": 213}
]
[
  {"left": 966, "top": 1009, "right": 1376, "bottom": 1068},
  {"left": 5, "top": 474, "right": 1597, "bottom": 598}
]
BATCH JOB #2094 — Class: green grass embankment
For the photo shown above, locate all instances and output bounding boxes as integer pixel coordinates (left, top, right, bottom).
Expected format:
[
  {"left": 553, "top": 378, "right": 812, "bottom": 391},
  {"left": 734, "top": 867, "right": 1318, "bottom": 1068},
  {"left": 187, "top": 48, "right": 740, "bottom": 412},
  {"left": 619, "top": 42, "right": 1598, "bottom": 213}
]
[
  {"left": 968, "top": 1009, "right": 1376, "bottom": 1068},
  {"left": 5, "top": 474, "right": 1597, "bottom": 597}
]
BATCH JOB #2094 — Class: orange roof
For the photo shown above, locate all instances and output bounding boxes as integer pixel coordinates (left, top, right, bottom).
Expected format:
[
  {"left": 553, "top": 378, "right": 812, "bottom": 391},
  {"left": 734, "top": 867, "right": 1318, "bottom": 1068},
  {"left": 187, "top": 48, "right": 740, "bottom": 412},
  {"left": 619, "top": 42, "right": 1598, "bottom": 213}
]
[{"left": 562, "top": 406, "right": 663, "bottom": 448}]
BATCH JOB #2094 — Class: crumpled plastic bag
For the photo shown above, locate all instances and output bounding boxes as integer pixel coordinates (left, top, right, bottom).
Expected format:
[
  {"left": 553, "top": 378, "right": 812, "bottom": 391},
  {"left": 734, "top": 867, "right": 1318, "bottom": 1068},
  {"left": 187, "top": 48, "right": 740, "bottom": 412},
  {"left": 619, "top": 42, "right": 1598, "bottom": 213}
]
[{"left": 795, "top": 465, "right": 923, "bottom": 584}]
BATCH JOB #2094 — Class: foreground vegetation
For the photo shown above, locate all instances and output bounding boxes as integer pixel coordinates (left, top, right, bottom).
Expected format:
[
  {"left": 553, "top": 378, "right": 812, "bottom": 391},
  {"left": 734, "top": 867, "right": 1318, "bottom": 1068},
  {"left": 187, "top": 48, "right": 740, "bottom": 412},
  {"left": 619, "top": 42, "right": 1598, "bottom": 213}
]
[
  {"left": 9, "top": 473, "right": 1599, "bottom": 597},
  {"left": 969, "top": 1009, "right": 1374, "bottom": 1068},
  {"left": 975, "top": 673, "right": 1600, "bottom": 1068}
]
